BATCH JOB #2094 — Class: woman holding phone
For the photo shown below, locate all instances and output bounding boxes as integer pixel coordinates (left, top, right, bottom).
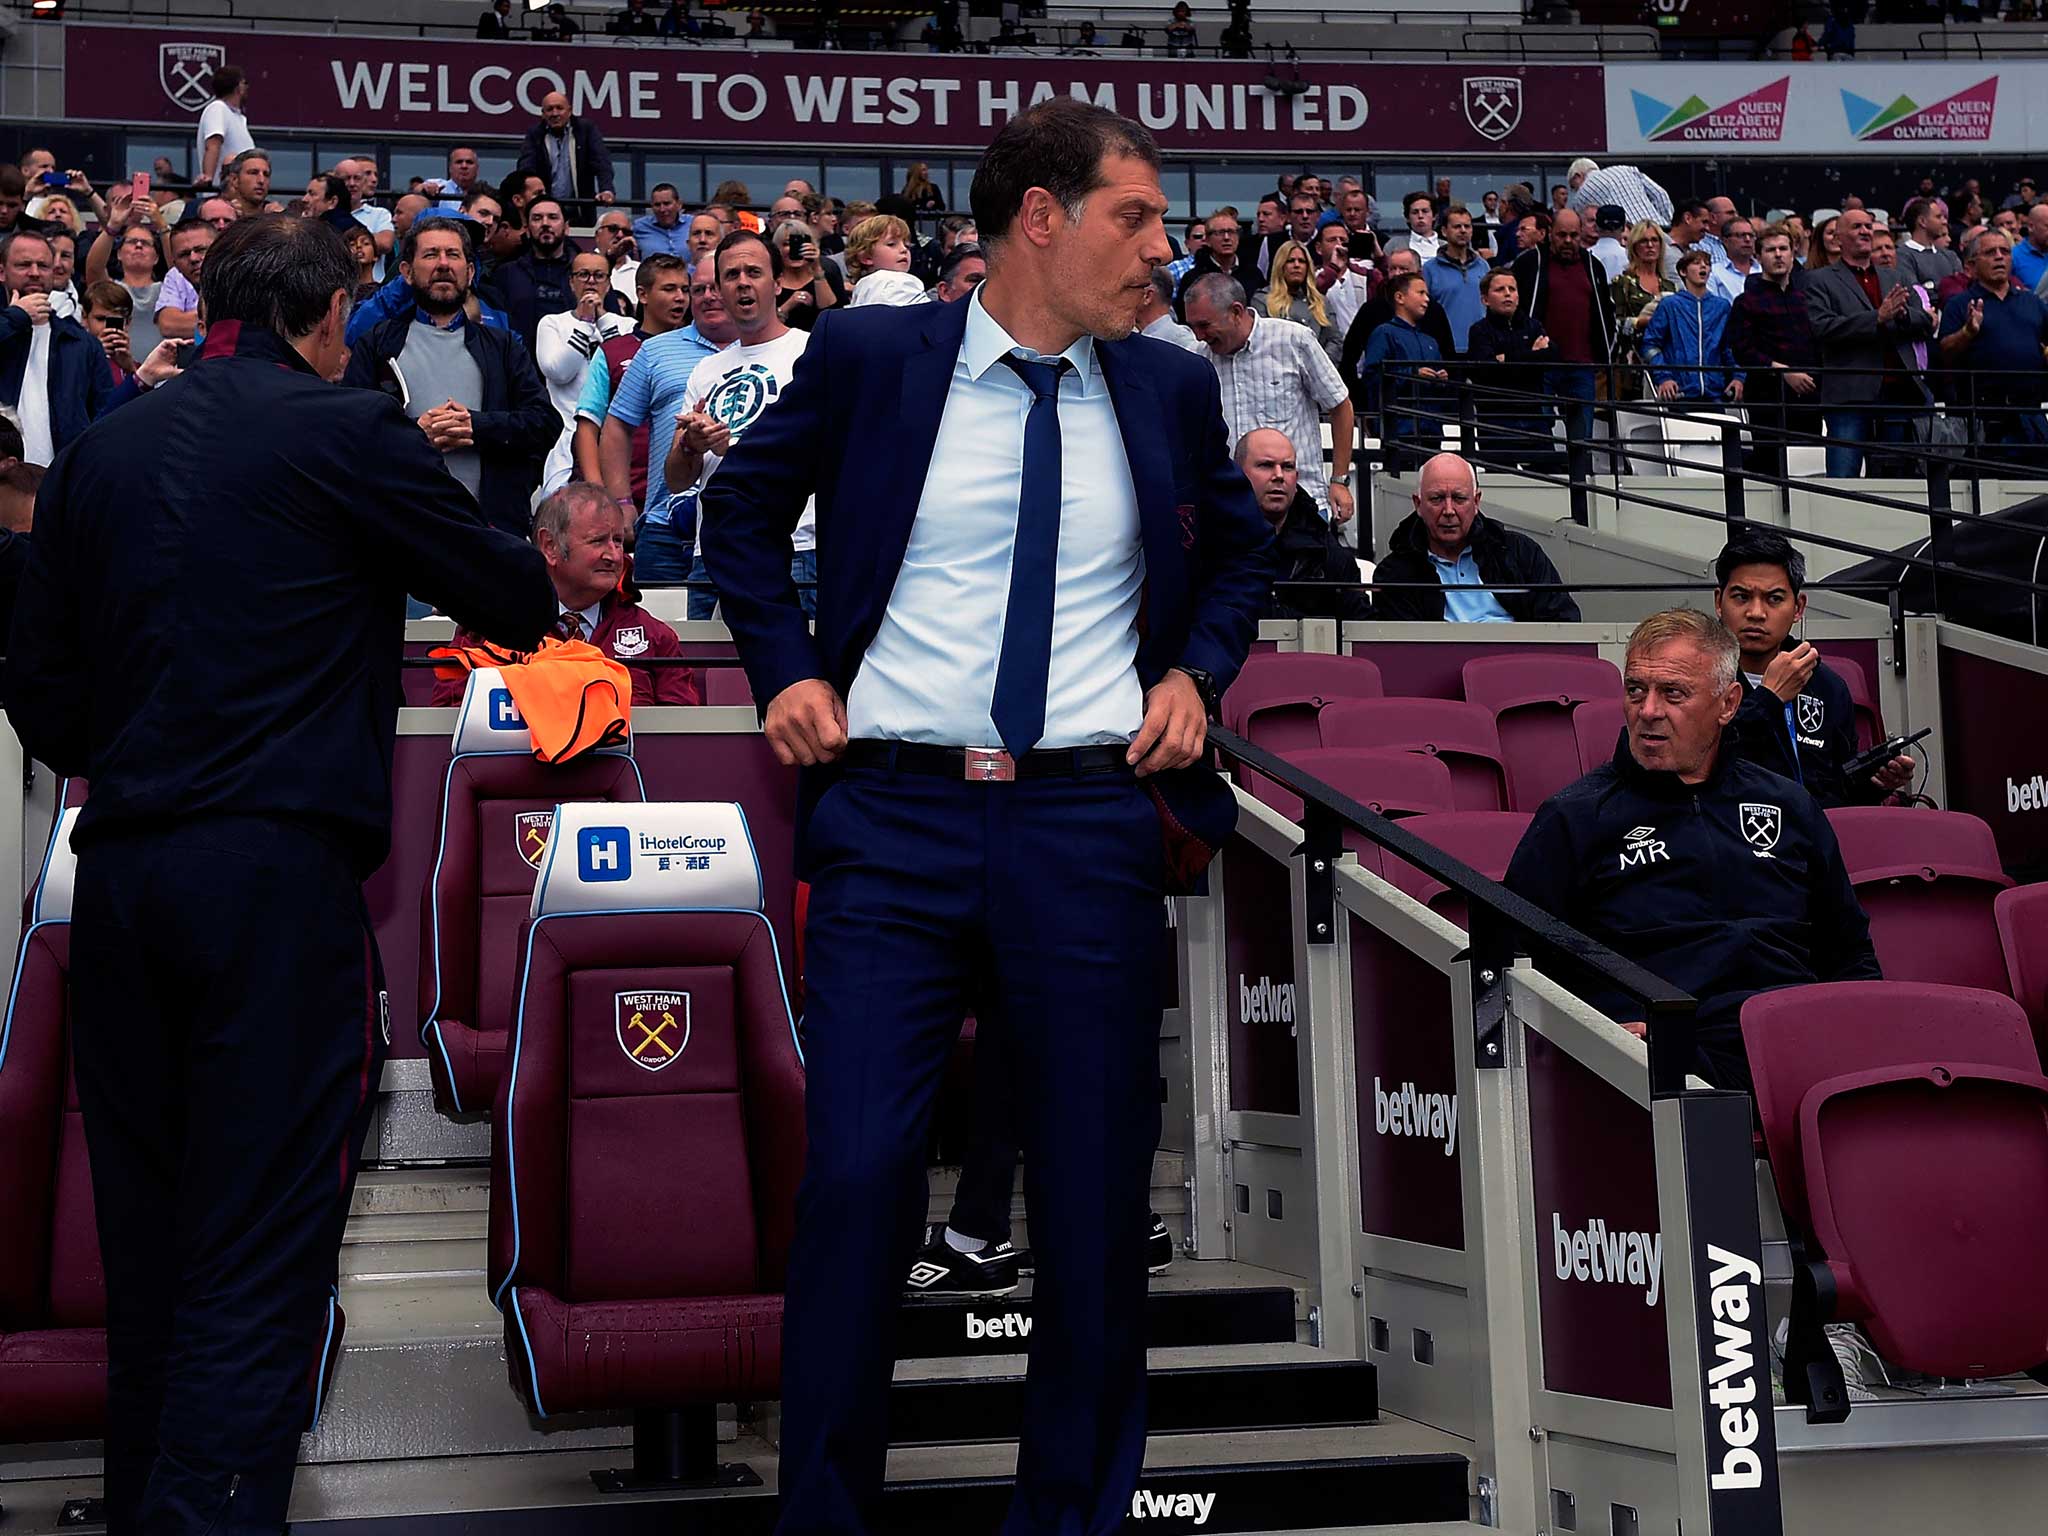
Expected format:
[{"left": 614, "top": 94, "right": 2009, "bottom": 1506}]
[{"left": 773, "top": 219, "right": 846, "bottom": 331}]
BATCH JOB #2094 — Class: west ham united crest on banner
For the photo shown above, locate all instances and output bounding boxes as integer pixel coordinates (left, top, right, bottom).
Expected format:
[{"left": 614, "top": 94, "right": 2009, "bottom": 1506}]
[
  {"left": 160, "top": 43, "right": 226, "bottom": 110},
  {"left": 1463, "top": 76, "right": 1523, "bottom": 142}
]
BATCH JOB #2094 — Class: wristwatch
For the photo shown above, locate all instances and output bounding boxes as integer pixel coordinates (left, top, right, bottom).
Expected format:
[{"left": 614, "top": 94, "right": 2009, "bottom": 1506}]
[{"left": 1173, "top": 665, "right": 1219, "bottom": 719}]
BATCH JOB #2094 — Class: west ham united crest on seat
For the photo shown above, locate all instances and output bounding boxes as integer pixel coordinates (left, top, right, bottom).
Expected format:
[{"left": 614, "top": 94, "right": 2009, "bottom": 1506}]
[{"left": 616, "top": 989, "right": 690, "bottom": 1071}]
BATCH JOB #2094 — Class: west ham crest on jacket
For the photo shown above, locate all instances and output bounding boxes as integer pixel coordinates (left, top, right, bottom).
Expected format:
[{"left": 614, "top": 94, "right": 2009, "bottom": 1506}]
[
  {"left": 515, "top": 810, "right": 554, "bottom": 871},
  {"left": 1739, "top": 802, "right": 1782, "bottom": 855},
  {"left": 1795, "top": 693, "right": 1825, "bottom": 735},
  {"left": 616, "top": 990, "right": 690, "bottom": 1071},
  {"left": 613, "top": 625, "right": 648, "bottom": 659}
]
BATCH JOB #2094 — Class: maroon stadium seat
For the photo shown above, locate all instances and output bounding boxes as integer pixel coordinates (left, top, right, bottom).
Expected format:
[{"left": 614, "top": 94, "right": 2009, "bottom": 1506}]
[
  {"left": 0, "top": 812, "right": 343, "bottom": 1445},
  {"left": 704, "top": 666, "right": 755, "bottom": 707},
  {"left": 1572, "top": 699, "right": 1627, "bottom": 775},
  {"left": 1993, "top": 883, "right": 2048, "bottom": 1065},
  {"left": 1241, "top": 748, "right": 1455, "bottom": 877},
  {"left": 419, "top": 670, "right": 645, "bottom": 1117},
  {"left": 1820, "top": 653, "right": 1882, "bottom": 753},
  {"left": 1743, "top": 982, "right": 2048, "bottom": 1387},
  {"left": 489, "top": 803, "right": 802, "bottom": 1479},
  {"left": 1378, "top": 811, "right": 1534, "bottom": 929},
  {"left": 1315, "top": 698, "right": 1509, "bottom": 812},
  {"left": 1460, "top": 654, "right": 1623, "bottom": 810},
  {"left": 1826, "top": 807, "right": 2013, "bottom": 994},
  {"left": 1221, "top": 652, "right": 1385, "bottom": 756}
]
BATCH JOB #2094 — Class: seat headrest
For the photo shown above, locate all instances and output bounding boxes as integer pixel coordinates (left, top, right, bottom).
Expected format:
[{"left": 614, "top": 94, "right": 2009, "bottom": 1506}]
[
  {"left": 452, "top": 667, "right": 631, "bottom": 757},
  {"left": 532, "top": 801, "right": 764, "bottom": 917},
  {"left": 33, "top": 807, "right": 80, "bottom": 925}
]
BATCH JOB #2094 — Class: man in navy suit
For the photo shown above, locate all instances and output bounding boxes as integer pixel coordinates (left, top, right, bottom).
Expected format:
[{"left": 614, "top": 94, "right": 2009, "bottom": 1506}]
[{"left": 701, "top": 99, "right": 1273, "bottom": 1536}]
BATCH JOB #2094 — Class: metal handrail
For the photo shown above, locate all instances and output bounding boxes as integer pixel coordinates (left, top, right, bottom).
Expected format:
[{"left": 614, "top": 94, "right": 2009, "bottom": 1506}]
[{"left": 1210, "top": 723, "right": 1701, "bottom": 1094}]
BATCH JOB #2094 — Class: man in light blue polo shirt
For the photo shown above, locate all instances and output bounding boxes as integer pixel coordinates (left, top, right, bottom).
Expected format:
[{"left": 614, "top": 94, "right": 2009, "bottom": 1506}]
[
  {"left": 1372, "top": 452, "right": 1580, "bottom": 622},
  {"left": 598, "top": 250, "right": 730, "bottom": 580}
]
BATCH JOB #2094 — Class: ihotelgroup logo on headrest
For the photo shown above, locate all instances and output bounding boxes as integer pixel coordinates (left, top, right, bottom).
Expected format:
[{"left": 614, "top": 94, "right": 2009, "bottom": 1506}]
[
  {"left": 489, "top": 688, "right": 525, "bottom": 731},
  {"left": 578, "top": 826, "right": 632, "bottom": 883},
  {"left": 638, "top": 830, "right": 730, "bottom": 874}
]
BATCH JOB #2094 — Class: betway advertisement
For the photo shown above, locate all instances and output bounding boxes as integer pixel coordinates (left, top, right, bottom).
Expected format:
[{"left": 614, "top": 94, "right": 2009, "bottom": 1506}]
[
  {"left": 1605, "top": 62, "right": 2024, "bottom": 156},
  {"left": 61, "top": 25, "right": 1599, "bottom": 153}
]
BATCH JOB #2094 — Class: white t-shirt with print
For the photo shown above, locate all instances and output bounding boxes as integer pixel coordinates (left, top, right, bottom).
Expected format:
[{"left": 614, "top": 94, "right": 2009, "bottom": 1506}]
[{"left": 683, "top": 327, "right": 816, "bottom": 552}]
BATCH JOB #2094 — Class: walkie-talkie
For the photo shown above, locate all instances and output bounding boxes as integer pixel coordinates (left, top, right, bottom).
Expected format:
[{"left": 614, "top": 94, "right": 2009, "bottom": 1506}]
[{"left": 1842, "top": 727, "right": 1932, "bottom": 783}]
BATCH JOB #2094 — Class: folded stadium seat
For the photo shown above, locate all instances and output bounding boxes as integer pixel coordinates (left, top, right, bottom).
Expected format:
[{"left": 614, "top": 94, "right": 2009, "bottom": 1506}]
[
  {"left": 1314, "top": 697, "right": 1509, "bottom": 812},
  {"left": 1220, "top": 652, "right": 1385, "bottom": 757},
  {"left": 489, "top": 801, "right": 803, "bottom": 1491},
  {"left": 1459, "top": 654, "right": 1623, "bottom": 810},
  {"left": 1572, "top": 698, "right": 1627, "bottom": 776},
  {"left": 1993, "top": 883, "right": 2048, "bottom": 1064},
  {"left": 0, "top": 811, "right": 346, "bottom": 1466},
  {"left": 1743, "top": 982, "right": 2048, "bottom": 1418},
  {"left": 1825, "top": 807, "right": 2013, "bottom": 993},
  {"left": 704, "top": 666, "right": 755, "bottom": 707},
  {"left": 1376, "top": 811, "right": 1533, "bottom": 930},
  {"left": 420, "top": 670, "right": 646, "bottom": 1118},
  {"left": 1817, "top": 653, "right": 1881, "bottom": 752},
  {"left": 1242, "top": 748, "right": 1456, "bottom": 878}
]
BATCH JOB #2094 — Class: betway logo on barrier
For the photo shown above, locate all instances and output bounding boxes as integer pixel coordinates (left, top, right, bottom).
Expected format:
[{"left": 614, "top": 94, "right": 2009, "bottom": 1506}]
[
  {"left": 2008, "top": 775, "right": 2048, "bottom": 812},
  {"left": 1130, "top": 1489, "right": 1216, "bottom": 1525},
  {"left": 1703, "top": 1244, "right": 1767, "bottom": 1491},
  {"left": 1551, "top": 1213, "right": 1664, "bottom": 1307},
  {"left": 1238, "top": 974, "right": 1296, "bottom": 1026},
  {"left": 1372, "top": 1077, "right": 1459, "bottom": 1156},
  {"left": 965, "top": 1312, "right": 1032, "bottom": 1341}
]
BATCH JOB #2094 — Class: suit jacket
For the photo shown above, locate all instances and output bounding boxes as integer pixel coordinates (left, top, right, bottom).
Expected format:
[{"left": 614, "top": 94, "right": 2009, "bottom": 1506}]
[
  {"left": 515, "top": 118, "right": 615, "bottom": 202},
  {"left": 1802, "top": 261, "right": 1934, "bottom": 406},
  {"left": 699, "top": 298, "right": 1276, "bottom": 859}
]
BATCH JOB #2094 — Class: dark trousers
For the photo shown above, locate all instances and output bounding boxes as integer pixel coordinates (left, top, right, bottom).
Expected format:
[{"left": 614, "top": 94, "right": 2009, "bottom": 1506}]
[
  {"left": 71, "top": 817, "right": 386, "bottom": 1536},
  {"left": 948, "top": 1010, "right": 1019, "bottom": 1245},
  {"left": 777, "top": 766, "right": 1166, "bottom": 1536},
  {"left": 1742, "top": 371, "right": 1824, "bottom": 479},
  {"left": 1545, "top": 365, "right": 1597, "bottom": 446}
]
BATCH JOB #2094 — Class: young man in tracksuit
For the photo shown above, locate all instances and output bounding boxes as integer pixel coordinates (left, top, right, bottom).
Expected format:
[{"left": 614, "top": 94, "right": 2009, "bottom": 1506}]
[
  {"left": 1505, "top": 608, "right": 1878, "bottom": 1090},
  {"left": 1713, "top": 529, "right": 1916, "bottom": 808}
]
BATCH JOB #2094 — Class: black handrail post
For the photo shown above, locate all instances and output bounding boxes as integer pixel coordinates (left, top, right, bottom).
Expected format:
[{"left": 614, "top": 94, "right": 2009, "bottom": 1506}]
[
  {"left": 1928, "top": 460, "right": 1953, "bottom": 617},
  {"left": 1301, "top": 804, "right": 1341, "bottom": 947},
  {"left": 1566, "top": 420, "right": 1591, "bottom": 528},
  {"left": 1719, "top": 416, "right": 1745, "bottom": 530},
  {"left": 1645, "top": 995, "right": 1699, "bottom": 1100},
  {"left": 1458, "top": 376, "right": 1479, "bottom": 461},
  {"left": 1888, "top": 585, "right": 1907, "bottom": 678}
]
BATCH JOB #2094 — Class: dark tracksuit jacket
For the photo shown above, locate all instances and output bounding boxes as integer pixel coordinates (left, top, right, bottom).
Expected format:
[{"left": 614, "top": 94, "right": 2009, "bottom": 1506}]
[
  {"left": 1504, "top": 733, "right": 1880, "bottom": 1089},
  {"left": 1371, "top": 510, "right": 1582, "bottom": 623},
  {"left": 1731, "top": 659, "right": 1879, "bottom": 810}
]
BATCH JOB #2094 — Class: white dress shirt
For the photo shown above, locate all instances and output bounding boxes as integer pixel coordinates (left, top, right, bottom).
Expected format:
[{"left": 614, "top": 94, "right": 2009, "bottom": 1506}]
[
  {"left": 1141, "top": 311, "right": 1203, "bottom": 352},
  {"left": 1206, "top": 313, "right": 1350, "bottom": 512},
  {"left": 17, "top": 321, "right": 54, "bottom": 467},
  {"left": 846, "top": 289, "right": 1145, "bottom": 749},
  {"left": 1323, "top": 268, "right": 1371, "bottom": 340}
]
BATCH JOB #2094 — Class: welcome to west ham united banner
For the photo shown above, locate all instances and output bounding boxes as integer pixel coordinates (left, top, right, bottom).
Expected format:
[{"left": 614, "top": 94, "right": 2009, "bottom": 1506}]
[{"left": 63, "top": 25, "right": 1604, "bottom": 153}]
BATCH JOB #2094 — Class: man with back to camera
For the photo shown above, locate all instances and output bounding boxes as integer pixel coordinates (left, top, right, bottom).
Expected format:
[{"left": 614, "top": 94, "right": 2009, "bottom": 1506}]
[
  {"left": 698, "top": 97, "right": 1273, "bottom": 1535},
  {"left": 5, "top": 213, "right": 555, "bottom": 1536},
  {"left": 1714, "top": 528, "right": 1914, "bottom": 807},
  {"left": 1504, "top": 608, "right": 1878, "bottom": 1090},
  {"left": 1372, "top": 451, "right": 1577, "bottom": 622}
]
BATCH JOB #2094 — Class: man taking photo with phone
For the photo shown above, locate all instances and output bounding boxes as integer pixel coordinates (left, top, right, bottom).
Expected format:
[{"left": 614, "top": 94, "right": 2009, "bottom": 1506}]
[{"left": 1714, "top": 528, "right": 1914, "bottom": 807}]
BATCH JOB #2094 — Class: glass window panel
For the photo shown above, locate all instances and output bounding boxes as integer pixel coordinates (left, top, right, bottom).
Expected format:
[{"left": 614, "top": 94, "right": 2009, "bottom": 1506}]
[
  {"left": 1374, "top": 165, "right": 1431, "bottom": 229},
  {"left": 643, "top": 160, "right": 705, "bottom": 205},
  {"left": 124, "top": 135, "right": 193, "bottom": 181},
  {"left": 823, "top": 159, "right": 881, "bottom": 205},
  {"left": 1191, "top": 163, "right": 1288, "bottom": 219},
  {"left": 248, "top": 142, "right": 313, "bottom": 192},
  {"left": 705, "top": 157, "right": 822, "bottom": 211},
  {"left": 388, "top": 148, "right": 451, "bottom": 195}
]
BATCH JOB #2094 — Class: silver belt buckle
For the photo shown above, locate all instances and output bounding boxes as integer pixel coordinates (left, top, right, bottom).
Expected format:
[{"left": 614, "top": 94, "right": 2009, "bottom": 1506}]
[{"left": 962, "top": 748, "right": 1017, "bottom": 782}]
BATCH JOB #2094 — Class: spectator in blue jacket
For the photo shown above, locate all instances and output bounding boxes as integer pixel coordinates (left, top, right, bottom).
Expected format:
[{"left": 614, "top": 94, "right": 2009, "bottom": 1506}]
[
  {"left": 1359, "top": 271, "right": 1449, "bottom": 468},
  {"left": 1641, "top": 248, "right": 1743, "bottom": 403}
]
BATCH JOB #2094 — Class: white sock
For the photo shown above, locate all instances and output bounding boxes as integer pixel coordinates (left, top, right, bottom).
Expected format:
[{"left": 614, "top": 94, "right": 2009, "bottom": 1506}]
[{"left": 944, "top": 1226, "right": 988, "bottom": 1255}]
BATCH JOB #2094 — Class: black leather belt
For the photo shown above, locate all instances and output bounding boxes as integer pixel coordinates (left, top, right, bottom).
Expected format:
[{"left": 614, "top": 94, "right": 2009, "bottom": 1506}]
[{"left": 842, "top": 740, "right": 1132, "bottom": 782}]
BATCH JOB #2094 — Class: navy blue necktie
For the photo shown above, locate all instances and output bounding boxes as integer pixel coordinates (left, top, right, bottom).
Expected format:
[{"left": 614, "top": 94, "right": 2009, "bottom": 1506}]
[{"left": 990, "top": 354, "right": 1070, "bottom": 757}]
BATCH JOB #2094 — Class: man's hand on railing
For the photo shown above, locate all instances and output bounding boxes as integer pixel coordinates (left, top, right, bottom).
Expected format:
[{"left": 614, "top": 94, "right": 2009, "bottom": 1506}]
[{"left": 1785, "top": 370, "right": 1817, "bottom": 396}]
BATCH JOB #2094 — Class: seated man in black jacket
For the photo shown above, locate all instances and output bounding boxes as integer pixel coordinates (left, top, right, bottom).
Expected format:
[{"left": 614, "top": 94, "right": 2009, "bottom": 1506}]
[
  {"left": 1714, "top": 528, "right": 1914, "bottom": 807},
  {"left": 1372, "top": 452, "right": 1579, "bottom": 622},
  {"left": 342, "top": 216, "right": 559, "bottom": 538},
  {"left": 1505, "top": 607, "right": 1879, "bottom": 1090},
  {"left": 1236, "top": 428, "right": 1368, "bottom": 621}
]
